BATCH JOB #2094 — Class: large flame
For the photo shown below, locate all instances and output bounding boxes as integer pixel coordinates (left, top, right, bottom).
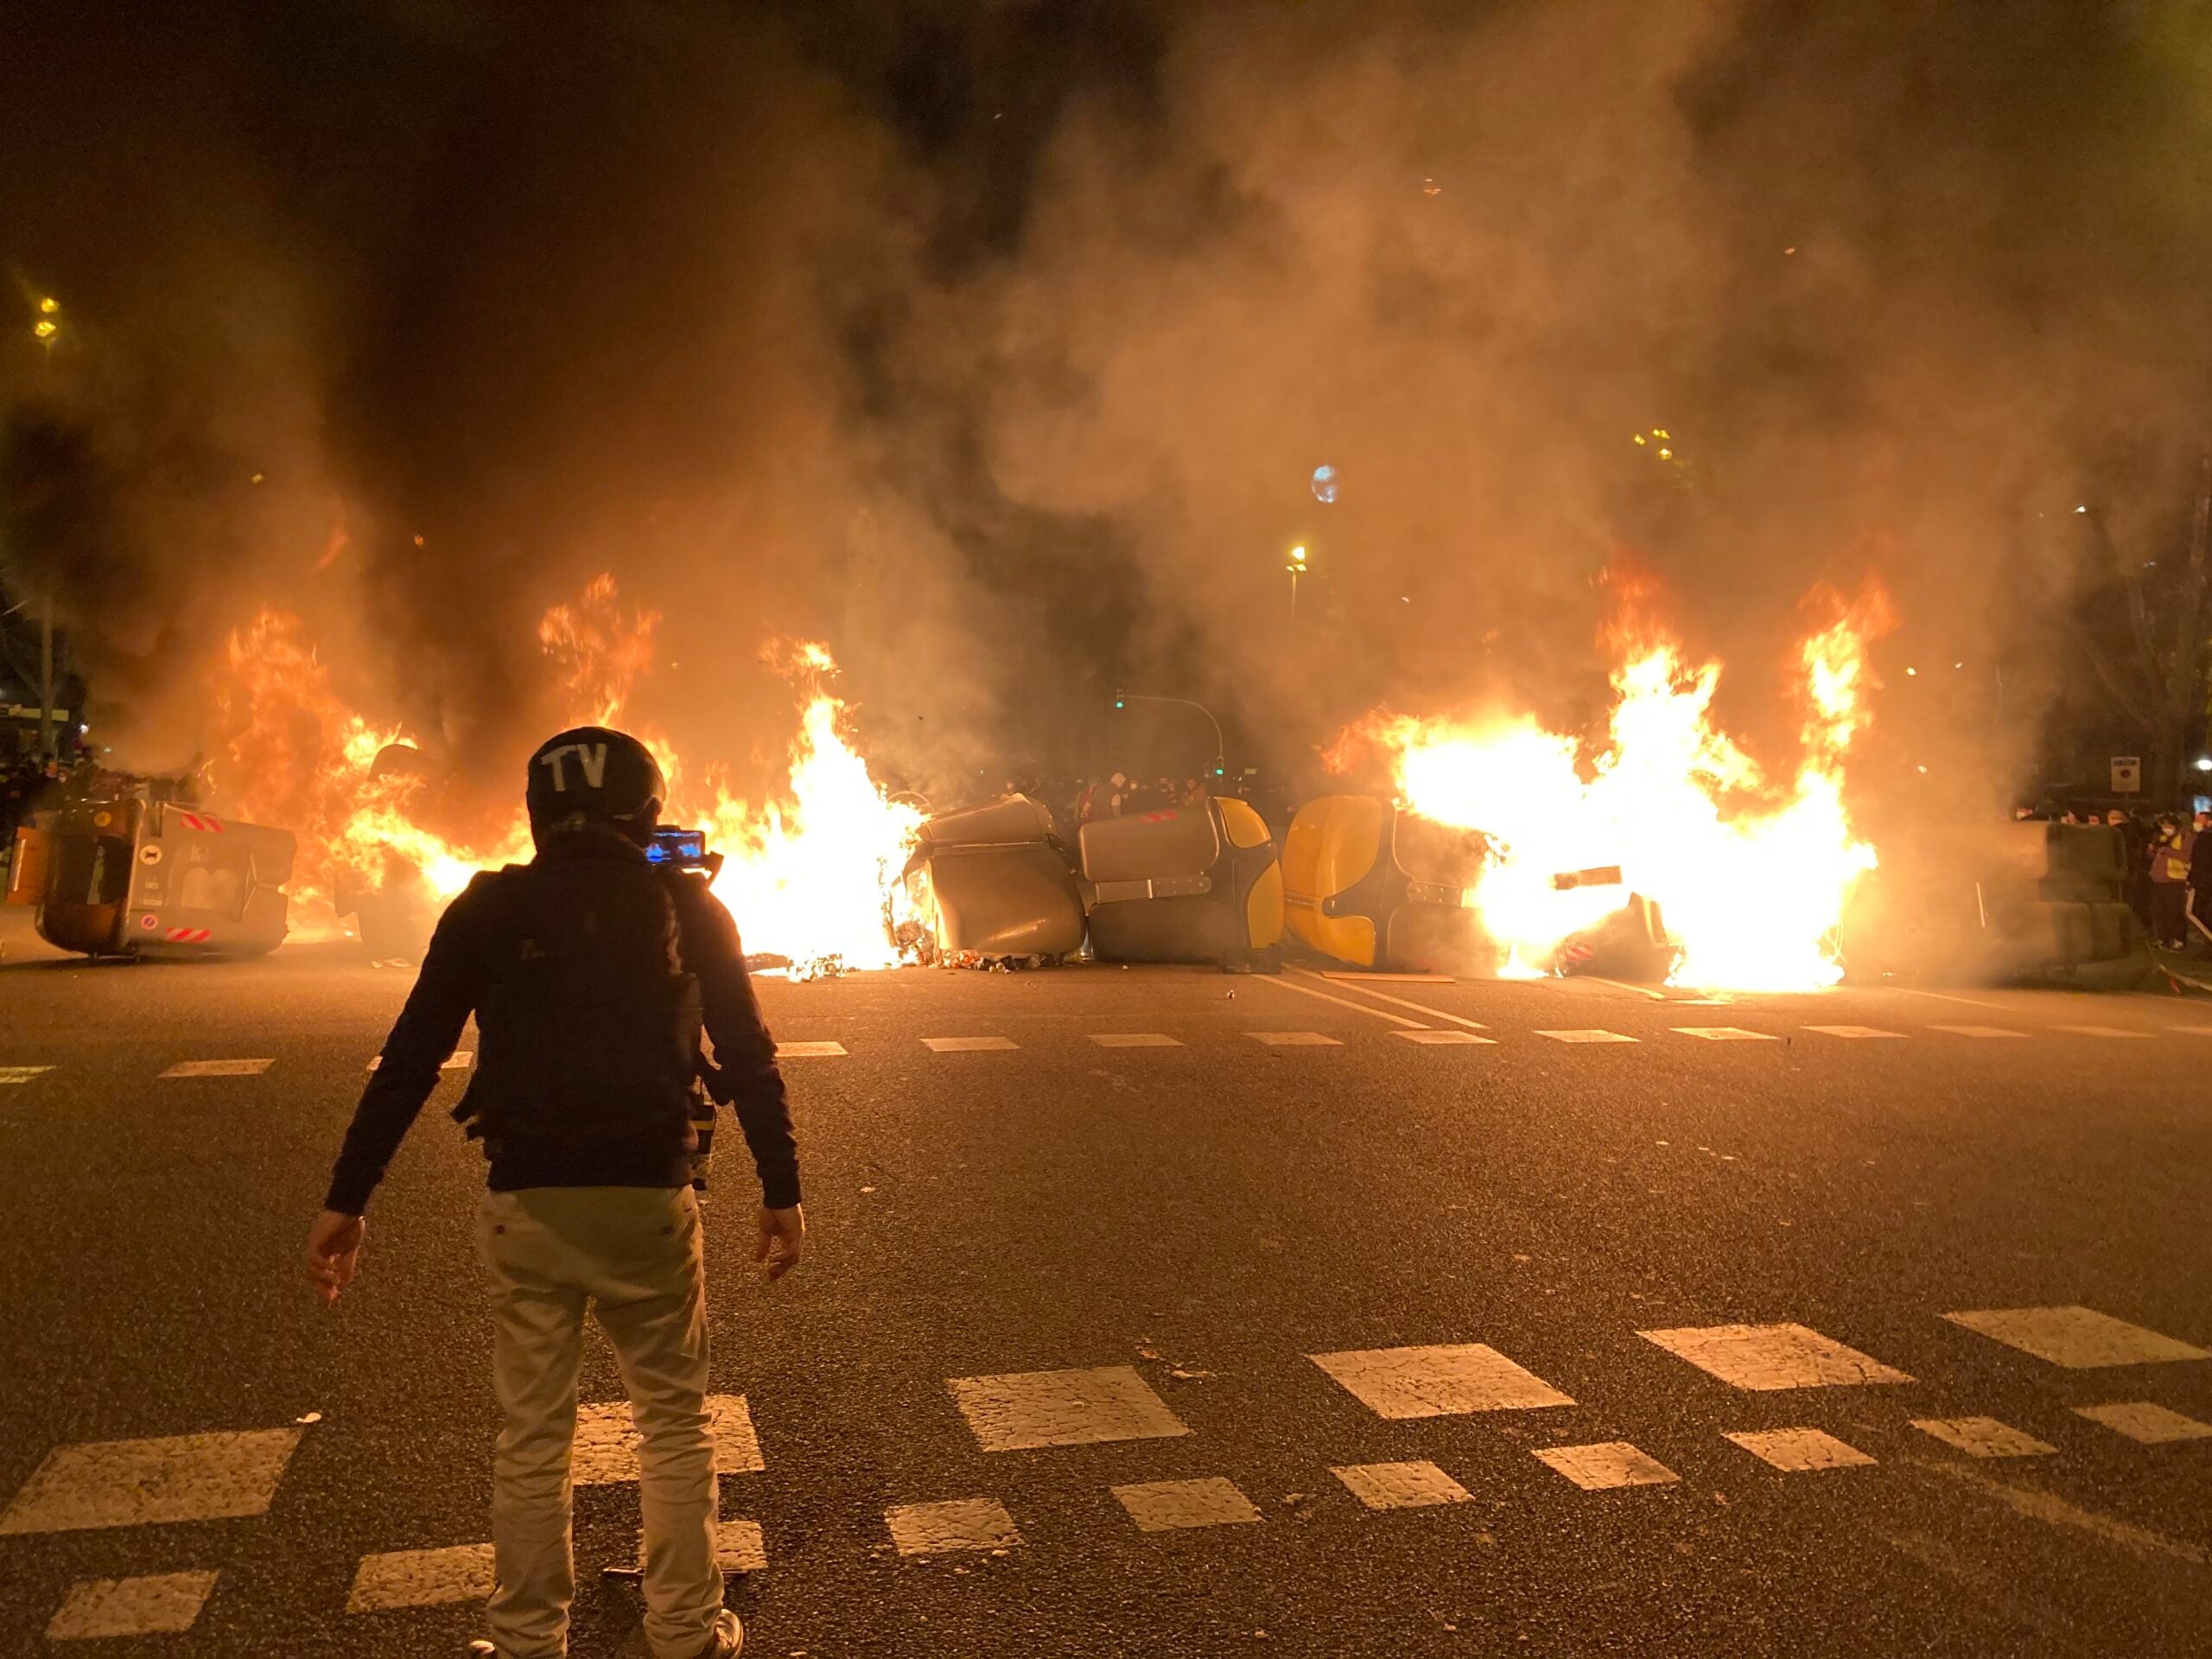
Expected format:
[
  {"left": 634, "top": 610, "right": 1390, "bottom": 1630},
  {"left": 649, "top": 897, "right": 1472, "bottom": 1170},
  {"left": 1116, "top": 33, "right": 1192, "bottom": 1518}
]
[
  {"left": 1349, "top": 587, "right": 1889, "bottom": 991},
  {"left": 208, "top": 579, "right": 919, "bottom": 964}
]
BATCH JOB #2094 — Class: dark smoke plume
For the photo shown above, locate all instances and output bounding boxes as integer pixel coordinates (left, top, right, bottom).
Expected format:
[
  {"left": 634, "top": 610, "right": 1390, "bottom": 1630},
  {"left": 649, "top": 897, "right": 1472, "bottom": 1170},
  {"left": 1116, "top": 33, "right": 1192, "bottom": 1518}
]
[{"left": 5, "top": 1, "right": 2211, "bottom": 817}]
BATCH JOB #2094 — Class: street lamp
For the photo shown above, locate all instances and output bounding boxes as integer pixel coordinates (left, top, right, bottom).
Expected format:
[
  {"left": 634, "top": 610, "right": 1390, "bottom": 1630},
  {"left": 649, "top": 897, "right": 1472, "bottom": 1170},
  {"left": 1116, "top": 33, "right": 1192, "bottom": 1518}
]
[
  {"left": 1112, "top": 691, "right": 1227, "bottom": 779},
  {"left": 1287, "top": 543, "right": 1308, "bottom": 615},
  {"left": 32, "top": 296, "right": 60, "bottom": 349}
]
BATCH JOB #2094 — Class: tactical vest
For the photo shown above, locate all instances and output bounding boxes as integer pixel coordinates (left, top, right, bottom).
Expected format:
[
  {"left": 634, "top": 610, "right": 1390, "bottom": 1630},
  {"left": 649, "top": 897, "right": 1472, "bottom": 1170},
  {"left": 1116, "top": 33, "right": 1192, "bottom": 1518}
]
[{"left": 454, "top": 855, "right": 705, "bottom": 1157}]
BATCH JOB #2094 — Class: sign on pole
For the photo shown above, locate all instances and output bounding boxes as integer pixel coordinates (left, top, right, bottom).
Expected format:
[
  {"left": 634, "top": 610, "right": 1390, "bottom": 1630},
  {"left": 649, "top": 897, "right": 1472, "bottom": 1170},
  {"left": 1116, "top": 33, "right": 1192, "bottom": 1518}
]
[{"left": 2111, "top": 755, "right": 2143, "bottom": 794}]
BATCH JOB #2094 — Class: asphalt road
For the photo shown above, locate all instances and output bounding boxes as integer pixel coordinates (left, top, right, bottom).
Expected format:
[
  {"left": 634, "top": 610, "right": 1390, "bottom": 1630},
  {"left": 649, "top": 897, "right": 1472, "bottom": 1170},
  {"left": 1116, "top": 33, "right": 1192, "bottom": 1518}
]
[{"left": 1, "top": 924, "right": 2209, "bottom": 1657}]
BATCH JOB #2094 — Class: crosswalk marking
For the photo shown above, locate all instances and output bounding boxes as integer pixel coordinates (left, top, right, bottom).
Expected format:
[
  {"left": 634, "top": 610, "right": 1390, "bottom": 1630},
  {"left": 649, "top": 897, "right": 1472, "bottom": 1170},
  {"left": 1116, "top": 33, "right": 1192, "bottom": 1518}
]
[
  {"left": 1391, "top": 1029, "right": 1496, "bottom": 1046},
  {"left": 46, "top": 1571, "right": 219, "bottom": 1640},
  {"left": 2054, "top": 1025, "right": 2152, "bottom": 1039},
  {"left": 0, "top": 1428, "right": 301, "bottom": 1535},
  {"left": 1245, "top": 1031, "right": 1343, "bottom": 1046},
  {"left": 1637, "top": 1324, "right": 1911, "bottom": 1390},
  {"left": 1089, "top": 1033, "right": 1182, "bottom": 1048},
  {"left": 886, "top": 1497, "right": 1020, "bottom": 1556},
  {"left": 573, "top": 1395, "right": 762, "bottom": 1484},
  {"left": 1330, "top": 1460, "right": 1472, "bottom": 1510},
  {"left": 0, "top": 1065, "right": 52, "bottom": 1084},
  {"left": 2072, "top": 1402, "right": 2212, "bottom": 1444},
  {"left": 950, "top": 1366, "right": 1188, "bottom": 1452},
  {"left": 1926, "top": 1026, "right": 2028, "bottom": 1039},
  {"left": 1535, "top": 1029, "right": 1637, "bottom": 1045},
  {"left": 1942, "top": 1306, "right": 2209, "bottom": 1369},
  {"left": 345, "top": 1543, "right": 493, "bottom": 1612},
  {"left": 1309, "top": 1343, "right": 1575, "bottom": 1418},
  {"left": 365, "top": 1052, "right": 473, "bottom": 1071},
  {"left": 1671, "top": 1027, "right": 1777, "bottom": 1042},
  {"left": 1910, "top": 1417, "right": 2056, "bottom": 1459},
  {"left": 159, "top": 1058, "right": 273, "bottom": 1078},
  {"left": 1726, "top": 1427, "right": 1875, "bottom": 1471},
  {"left": 1533, "top": 1441, "right": 1680, "bottom": 1490},
  {"left": 775, "top": 1040, "right": 847, "bottom": 1058},
  {"left": 1110, "top": 1476, "right": 1261, "bottom": 1532},
  {"left": 921, "top": 1036, "right": 1018, "bottom": 1052},
  {"left": 1802, "top": 1026, "right": 1904, "bottom": 1039}
]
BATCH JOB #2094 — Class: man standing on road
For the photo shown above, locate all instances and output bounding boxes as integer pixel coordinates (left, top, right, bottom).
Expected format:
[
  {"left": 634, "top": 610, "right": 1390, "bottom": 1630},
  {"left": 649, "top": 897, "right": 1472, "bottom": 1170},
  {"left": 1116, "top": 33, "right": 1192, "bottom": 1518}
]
[{"left": 305, "top": 726, "right": 804, "bottom": 1659}]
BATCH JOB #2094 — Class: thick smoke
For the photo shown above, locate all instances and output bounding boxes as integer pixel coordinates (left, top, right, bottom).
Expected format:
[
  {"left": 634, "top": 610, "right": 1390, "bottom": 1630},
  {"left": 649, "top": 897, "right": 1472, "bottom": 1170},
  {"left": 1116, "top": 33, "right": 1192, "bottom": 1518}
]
[{"left": 5, "top": 1, "right": 2211, "bottom": 821}]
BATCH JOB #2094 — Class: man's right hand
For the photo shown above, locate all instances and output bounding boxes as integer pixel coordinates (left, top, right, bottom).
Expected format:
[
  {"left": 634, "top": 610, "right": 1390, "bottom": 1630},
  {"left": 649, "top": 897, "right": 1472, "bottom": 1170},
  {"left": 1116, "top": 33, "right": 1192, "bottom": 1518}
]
[{"left": 755, "top": 1204, "right": 804, "bottom": 1282}]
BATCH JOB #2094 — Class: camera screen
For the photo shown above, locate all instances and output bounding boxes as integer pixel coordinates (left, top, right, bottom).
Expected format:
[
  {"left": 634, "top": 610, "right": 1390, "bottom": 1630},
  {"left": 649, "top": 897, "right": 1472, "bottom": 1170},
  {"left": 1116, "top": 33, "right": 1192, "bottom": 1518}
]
[{"left": 646, "top": 829, "right": 707, "bottom": 866}]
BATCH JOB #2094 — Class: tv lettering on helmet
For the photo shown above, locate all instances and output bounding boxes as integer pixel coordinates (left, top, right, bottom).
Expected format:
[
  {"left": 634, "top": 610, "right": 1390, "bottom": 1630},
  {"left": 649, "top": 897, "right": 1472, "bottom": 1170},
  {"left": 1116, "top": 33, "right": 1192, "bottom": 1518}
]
[{"left": 536, "top": 742, "right": 611, "bottom": 793}]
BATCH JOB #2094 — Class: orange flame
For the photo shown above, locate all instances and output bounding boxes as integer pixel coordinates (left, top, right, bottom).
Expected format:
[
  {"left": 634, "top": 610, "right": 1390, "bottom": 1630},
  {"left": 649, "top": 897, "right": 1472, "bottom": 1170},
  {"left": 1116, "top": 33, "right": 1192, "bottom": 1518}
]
[{"left": 1355, "top": 583, "right": 1891, "bottom": 990}]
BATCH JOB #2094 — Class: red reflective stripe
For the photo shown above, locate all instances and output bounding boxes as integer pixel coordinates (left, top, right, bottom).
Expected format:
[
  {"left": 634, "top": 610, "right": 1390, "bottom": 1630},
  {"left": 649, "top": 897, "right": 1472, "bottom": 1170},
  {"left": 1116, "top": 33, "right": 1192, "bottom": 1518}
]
[{"left": 1141, "top": 810, "right": 1176, "bottom": 822}]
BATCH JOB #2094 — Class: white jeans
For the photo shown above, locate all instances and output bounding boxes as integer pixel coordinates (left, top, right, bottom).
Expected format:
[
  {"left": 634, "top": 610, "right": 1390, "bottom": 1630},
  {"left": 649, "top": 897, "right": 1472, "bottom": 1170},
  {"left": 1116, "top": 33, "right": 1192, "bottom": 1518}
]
[{"left": 475, "top": 1185, "right": 724, "bottom": 1659}]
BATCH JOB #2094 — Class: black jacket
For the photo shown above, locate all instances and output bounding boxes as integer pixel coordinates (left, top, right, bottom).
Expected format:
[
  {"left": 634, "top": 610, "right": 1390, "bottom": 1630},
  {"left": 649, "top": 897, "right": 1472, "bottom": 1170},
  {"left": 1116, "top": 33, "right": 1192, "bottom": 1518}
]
[{"left": 323, "top": 831, "right": 798, "bottom": 1215}]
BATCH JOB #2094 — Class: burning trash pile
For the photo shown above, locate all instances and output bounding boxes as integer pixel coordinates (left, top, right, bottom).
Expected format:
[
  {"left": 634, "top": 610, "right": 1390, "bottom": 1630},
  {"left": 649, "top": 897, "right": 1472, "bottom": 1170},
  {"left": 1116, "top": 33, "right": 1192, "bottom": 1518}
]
[
  {"left": 1306, "top": 584, "right": 1891, "bottom": 993},
  {"left": 202, "top": 577, "right": 925, "bottom": 968}
]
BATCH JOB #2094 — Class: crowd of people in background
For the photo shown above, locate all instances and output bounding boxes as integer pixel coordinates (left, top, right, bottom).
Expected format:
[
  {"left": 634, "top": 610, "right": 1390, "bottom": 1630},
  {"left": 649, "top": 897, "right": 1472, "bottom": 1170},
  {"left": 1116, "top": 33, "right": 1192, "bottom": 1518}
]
[
  {"left": 0, "top": 753, "right": 70, "bottom": 860},
  {"left": 1071, "top": 772, "right": 1211, "bottom": 824},
  {"left": 2017, "top": 802, "right": 2212, "bottom": 951}
]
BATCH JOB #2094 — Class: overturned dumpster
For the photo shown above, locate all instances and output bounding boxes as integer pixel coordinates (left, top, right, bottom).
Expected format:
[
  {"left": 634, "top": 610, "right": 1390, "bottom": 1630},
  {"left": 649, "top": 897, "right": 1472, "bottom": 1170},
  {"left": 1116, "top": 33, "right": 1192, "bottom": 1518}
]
[
  {"left": 1840, "top": 821, "right": 2145, "bottom": 987},
  {"left": 8, "top": 799, "right": 295, "bottom": 961},
  {"left": 902, "top": 795, "right": 1087, "bottom": 962},
  {"left": 1079, "top": 798, "right": 1284, "bottom": 971},
  {"left": 1280, "top": 796, "right": 1491, "bottom": 972}
]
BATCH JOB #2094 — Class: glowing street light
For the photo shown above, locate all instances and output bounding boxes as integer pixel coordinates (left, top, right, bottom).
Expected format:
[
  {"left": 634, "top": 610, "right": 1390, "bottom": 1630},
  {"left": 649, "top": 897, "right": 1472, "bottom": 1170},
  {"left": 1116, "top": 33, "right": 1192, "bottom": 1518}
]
[
  {"left": 1287, "top": 543, "right": 1309, "bottom": 616},
  {"left": 32, "top": 295, "right": 60, "bottom": 346}
]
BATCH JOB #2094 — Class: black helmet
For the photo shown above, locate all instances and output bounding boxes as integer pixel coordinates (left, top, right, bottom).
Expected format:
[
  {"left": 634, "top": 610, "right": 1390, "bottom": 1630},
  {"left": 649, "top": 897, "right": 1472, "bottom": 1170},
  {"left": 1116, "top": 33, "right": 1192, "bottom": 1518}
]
[{"left": 525, "top": 725, "right": 664, "bottom": 845}]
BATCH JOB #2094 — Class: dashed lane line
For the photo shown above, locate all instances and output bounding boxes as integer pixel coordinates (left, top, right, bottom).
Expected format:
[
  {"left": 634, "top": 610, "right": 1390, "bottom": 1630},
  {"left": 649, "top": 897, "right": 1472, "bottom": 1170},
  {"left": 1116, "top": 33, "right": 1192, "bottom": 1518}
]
[
  {"left": 1671, "top": 1027, "right": 1777, "bottom": 1042},
  {"left": 1637, "top": 1323, "right": 1912, "bottom": 1390},
  {"left": 1110, "top": 1476, "right": 1262, "bottom": 1532},
  {"left": 1925, "top": 1026, "right": 2029, "bottom": 1039},
  {"left": 1533, "top": 1441, "right": 1681, "bottom": 1490},
  {"left": 775, "top": 1041, "right": 847, "bottom": 1058},
  {"left": 1801, "top": 1026, "right": 1906, "bottom": 1040},
  {"left": 1535, "top": 1029, "right": 1638, "bottom": 1045},
  {"left": 1088, "top": 1033, "right": 1183, "bottom": 1048},
  {"left": 0, "top": 1066, "right": 53, "bottom": 1084},
  {"left": 2053, "top": 1025, "right": 2154, "bottom": 1039},
  {"left": 921, "top": 1037, "right": 1019, "bottom": 1052},
  {"left": 886, "top": 1497, "right": 1021, "bottom": 1557},
  {"left": 158, "top": 1058, "right": 274, "bottom": 1078},
  {"left": 1391, "top": 1029, "right": 1496, "bottom": 1046},
  {"left": 1246, "top": 1031, "right": 1344, "bottom": 1047},
  {"left": 345, "top": 1544, "right": 494, "bottom": 1613},
  {"left": 1726, "top": 1427, "right": 1876, "bottom": 1472},
  {"left": 1943, "top": 1306, "right": 2209, "bottom": 1369}
]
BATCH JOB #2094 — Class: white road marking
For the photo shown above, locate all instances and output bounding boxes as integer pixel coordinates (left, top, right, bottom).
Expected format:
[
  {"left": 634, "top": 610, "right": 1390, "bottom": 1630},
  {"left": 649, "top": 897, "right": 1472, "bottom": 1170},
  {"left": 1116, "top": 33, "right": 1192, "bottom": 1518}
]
[
  {"left": 346, "top": 1544, "right": 494, "bottom": 1612},
  {"left": 1308, "top": 1343, "right": 1575, "bottom": 1419},
  {"left": 949, "top": 1365, "right": 1189, "bottom": 1452},
  {"left": 1944, "top": 1306, "right": 2209, "bottom": 1368},
  {"left": 1533, "top": 1441, "right": 1681, "bottom": 1490},
  {"left": 1926, "top": 1026, "right": 2028, "bottom": 1039},
  {"left": 633, "top": 1518, "right": 766, "bottom": 1575},
  {"left": 1726, "top": 1427, "right": 1875, "bottom": 1471},
  {"left": 1536, "top": 1029, "right": 1638, "bottom": 1045},
  {"left": 1319, "top": 971, "right": 1454, "bottom": 983},
  {"left": 0, "top": 1428, "right": 301, "bottom": 1535},
  {"left": 1391, "top": 1029, "right": 1497, "bottom": 1046},
  {"left": 921, "top": 1036, "right": 1019, "bottom": 1052},
  {"left": 2054, "top": 1025, "right": 2152, "bottom": 1039},
  {"left": 573, "top": 1395, "right": 761, "bottom": 1483},
  {"left": 2167, "top": 1026, "right": 2212, "bottom": 1037},
  {"left": 1089, "top": 1033, "right": 1183, "bottom": 1048},
  {"left": 159, "top": 1058, "right": 273, "bottom": 1078},
  {"left": 1110, "top": 1476, "right": 1262, "bottom": 1532},
  {"left": 1329, "top": 1460, "right": 1472, "bottom": 1510},
  {"left": 1294, "top": 969, "right": 1487, "bottom": 1030},
  {"left": 46, "top": 1571, "right": 219, "bottom": 1640},
  {"left": 886, "top": 1497, "right": 1020, "bottom": 1556},
  {"left": 1910, "top": 1417, "right": 2056, "bottom": 1459},
  {"left": 364, "top": 1052, "right": 474, "bottom": 1071},
  {"left": 1637, "top": 1323, "right": 1912, "bottom": 1389},
  {"left": 1896, "top": 986, "right": 2015, "bottom": 1013},
  {"left": 1245, "top": 1031, "right": 1344, "bottom": 1046},
  {"left": 1671, "top": 1027, "right": 1777, "bottom": 1042},
  {"left": 775, "top": 1041, "right": 847, "bottom": 1058},
  {"left": 1802, "top": 1026, "right": 1905, "bottom": 1039},
  {"left": 1582, "top": 976, "right": 1668, "bottom": 1001},
  {"left": 0, "top": 1065, "right": 53, "bottom": 1084},
  {"left": 2071, "top": 1402, "right": 2212, "bottom": 1444},
  {"left": 1249, "top": 971, "right": 1428, "bottom": 1027}
]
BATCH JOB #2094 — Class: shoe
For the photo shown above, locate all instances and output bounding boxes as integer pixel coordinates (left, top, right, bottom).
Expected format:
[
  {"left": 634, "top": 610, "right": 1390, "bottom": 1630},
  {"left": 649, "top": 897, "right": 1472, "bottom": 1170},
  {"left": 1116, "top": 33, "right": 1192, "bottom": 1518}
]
[{"left": 692, "top": 1609, "right": 744, "bottom": 1658}]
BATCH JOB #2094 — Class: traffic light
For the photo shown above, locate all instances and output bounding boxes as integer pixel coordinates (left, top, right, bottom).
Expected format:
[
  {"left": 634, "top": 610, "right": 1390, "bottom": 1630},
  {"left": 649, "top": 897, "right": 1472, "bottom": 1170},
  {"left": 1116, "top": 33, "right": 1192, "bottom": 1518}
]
[{"left": 1113, "top": 696, "right": 1125, "bottom": 711}]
